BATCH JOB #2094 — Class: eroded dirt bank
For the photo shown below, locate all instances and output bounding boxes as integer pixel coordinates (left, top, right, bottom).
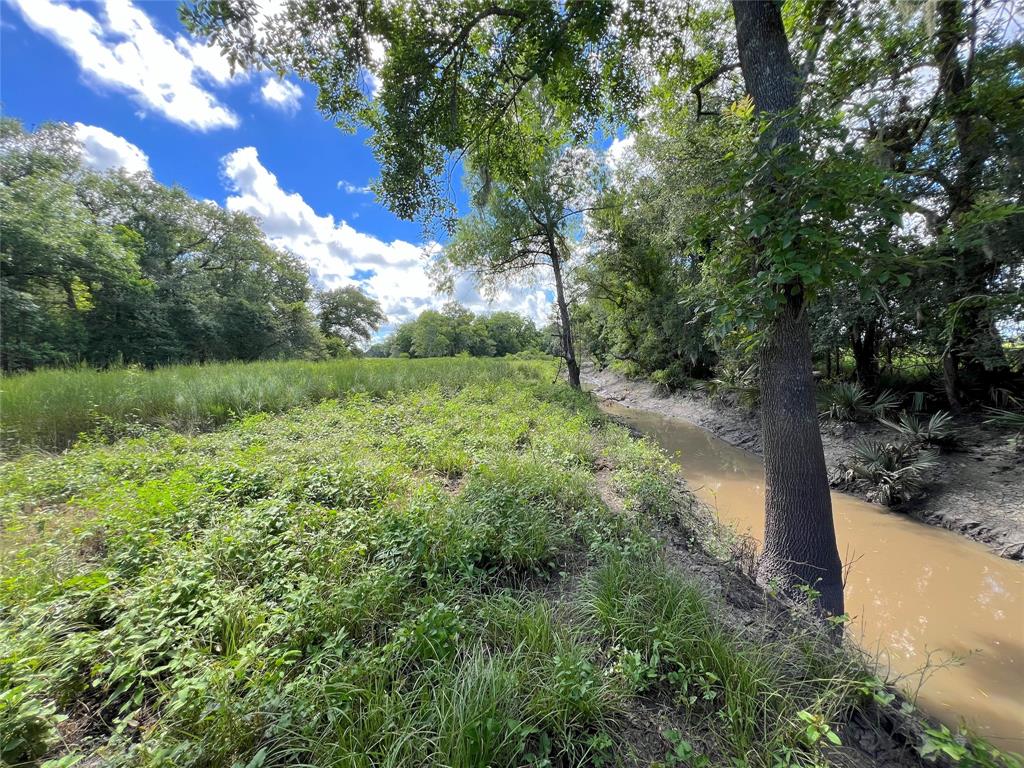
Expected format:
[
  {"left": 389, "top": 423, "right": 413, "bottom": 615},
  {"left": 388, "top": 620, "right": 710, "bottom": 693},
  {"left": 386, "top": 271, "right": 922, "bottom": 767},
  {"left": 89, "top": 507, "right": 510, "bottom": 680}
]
[{"left": 583, "top": 364, "right": 1024, "bottom": 560}]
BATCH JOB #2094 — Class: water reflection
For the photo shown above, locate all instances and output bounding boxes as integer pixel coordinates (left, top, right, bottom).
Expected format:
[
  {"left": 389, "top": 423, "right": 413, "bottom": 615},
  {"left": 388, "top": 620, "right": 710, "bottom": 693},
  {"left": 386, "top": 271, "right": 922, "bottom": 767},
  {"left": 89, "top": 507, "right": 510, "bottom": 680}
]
[{"left": 602, "top": 402, "right": 1024, "bottom": 750}]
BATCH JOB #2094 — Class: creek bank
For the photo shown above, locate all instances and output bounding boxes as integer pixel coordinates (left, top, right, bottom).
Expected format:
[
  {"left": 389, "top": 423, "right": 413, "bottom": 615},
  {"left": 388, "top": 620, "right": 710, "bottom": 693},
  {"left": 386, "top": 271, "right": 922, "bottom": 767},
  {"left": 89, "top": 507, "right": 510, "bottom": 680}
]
[
  {"left": 582, "top": 364, "right": 1024, "bottom": 560},
  {"left": 590, "top": 464, "right": 955, "bottom": 768}
]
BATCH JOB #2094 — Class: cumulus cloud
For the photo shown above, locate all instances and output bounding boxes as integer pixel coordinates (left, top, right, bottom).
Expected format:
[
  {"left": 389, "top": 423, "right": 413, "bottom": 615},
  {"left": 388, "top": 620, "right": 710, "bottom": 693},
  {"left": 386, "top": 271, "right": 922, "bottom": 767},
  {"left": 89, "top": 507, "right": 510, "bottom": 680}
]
[
  {"left": 73, "top": 122, "right": 150, "bottom": 174},
  {"left": 220, "top": 146, "right": 552, "bottom": 326},
  {"left": 8, "top": 0, "right": 240, "bottom": 131},
  {"left": 605, "top": 133, "right": 635, "bottom": 171},
  {"left": 337, "top": 180, "right": 373, "bottom": 195},
  {"left": 260, "top": 77, "right": 303, "bottom": 113}
]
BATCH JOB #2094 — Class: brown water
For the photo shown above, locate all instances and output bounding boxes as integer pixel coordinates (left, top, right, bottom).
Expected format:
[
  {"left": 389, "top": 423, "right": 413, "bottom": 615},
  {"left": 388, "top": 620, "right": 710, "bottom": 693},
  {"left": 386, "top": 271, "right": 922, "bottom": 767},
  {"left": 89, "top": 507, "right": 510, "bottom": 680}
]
[{"left": 602, "top": 402, "right": 1024, "bottom": 750}]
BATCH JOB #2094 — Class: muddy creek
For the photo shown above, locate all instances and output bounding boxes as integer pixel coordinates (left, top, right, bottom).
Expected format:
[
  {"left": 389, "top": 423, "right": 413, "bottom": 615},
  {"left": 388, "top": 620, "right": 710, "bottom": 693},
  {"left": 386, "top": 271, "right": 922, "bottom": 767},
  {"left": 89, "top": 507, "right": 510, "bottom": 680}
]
[{"left": 601, "top": 401, "right": 1024, "bottom": 751}]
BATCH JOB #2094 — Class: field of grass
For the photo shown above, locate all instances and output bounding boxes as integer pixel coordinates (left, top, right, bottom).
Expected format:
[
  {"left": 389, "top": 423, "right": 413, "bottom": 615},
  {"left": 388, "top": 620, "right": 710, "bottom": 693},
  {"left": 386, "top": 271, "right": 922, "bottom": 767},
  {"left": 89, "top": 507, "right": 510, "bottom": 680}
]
[
  {"left": 1, "top": 360, "right": 886, "bottom": 766},
  {"left": 0, "top": 357, "right": 549, "bottom": 455}
]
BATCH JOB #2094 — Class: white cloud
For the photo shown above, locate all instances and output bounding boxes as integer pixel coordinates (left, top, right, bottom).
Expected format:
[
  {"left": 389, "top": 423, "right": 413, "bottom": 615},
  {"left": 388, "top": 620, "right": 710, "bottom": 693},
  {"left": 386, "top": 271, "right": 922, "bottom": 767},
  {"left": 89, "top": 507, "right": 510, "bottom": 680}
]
[
  {"left": 337, "top": 180, "right": 373, "bottom": 195},
  {"left": 220, "top": 146, "right": 552, "bottom": 326},
  {"left": 8, "top": 0, "right": 240, "bottom": 131},
  {"left": 260, "top": 77, "right": 303, "bottom": 113},
  {"left": 605, "top": 133, "right": 635, "bottom": 170},
  {"left": 73, "top": 122, "right": 149, "bottom": 174}
]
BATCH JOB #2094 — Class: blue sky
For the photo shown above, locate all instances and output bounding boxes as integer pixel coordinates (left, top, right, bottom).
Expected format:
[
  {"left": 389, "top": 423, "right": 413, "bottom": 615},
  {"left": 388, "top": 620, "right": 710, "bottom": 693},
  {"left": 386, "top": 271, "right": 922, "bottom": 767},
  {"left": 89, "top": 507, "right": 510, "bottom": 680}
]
[{"left": 0, "top": 0, "right": 585, "bottom": 327}]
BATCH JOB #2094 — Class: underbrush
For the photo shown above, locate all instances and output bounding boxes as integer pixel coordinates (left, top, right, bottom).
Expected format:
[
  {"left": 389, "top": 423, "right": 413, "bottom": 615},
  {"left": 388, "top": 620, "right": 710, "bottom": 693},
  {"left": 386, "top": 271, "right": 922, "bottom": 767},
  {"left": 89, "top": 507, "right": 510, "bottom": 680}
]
[
  {"left": 0, "top": 357, "right": 554, "bottom": 455},
  {"left": 817, "top": 383, "right": 901, "bottom": 423},
  {"left": 1, "top": 371, "right": 903, "bottom": 766}
]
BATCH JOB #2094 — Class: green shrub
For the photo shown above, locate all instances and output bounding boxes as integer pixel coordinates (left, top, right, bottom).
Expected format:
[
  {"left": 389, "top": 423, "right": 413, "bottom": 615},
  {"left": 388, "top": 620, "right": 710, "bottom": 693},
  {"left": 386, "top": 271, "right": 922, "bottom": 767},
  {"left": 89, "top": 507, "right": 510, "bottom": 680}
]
[
  {"left": 817, "top": 382, "right": 900, "bottom": 422},
  {"left": 879, "top": 410, "right": 958, "bottom": 449},
  {"left": 837, "top": 440, "right": 939, "bottom": 505}
]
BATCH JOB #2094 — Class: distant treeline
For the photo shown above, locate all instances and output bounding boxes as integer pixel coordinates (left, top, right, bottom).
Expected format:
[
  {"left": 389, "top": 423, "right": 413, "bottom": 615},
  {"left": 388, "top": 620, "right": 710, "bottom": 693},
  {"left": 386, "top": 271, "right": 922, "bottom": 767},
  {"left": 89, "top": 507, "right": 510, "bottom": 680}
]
[
  {"left": 367, "top": 303, "right": 548, "bottom": 359},
  {"left": 0, "top": 118, "right": 331, "bottom": 371},
  {"left": 0, "top": 119, "right": 556, "bottom": 373}
]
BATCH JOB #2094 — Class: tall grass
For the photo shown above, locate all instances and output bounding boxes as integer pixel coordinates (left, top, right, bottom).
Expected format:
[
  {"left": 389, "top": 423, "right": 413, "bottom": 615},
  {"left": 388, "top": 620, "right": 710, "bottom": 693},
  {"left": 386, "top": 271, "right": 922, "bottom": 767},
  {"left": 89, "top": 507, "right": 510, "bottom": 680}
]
[{"left": 1, "top": 357, "right": 554, "bottom": 455}]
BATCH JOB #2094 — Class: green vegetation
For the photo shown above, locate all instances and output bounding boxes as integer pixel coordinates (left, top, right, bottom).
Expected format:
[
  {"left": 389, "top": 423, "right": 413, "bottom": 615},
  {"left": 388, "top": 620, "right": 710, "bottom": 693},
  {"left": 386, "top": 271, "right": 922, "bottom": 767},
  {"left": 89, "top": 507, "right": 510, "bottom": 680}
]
[
  {"left": 817, "top": 383, "right": 900, "bottom": 424},
  {"left": 0, "top": 357, "right": 549, "bottom": 455},
  {"left": 2, "top": 360, "right": 875, "bottom": 767},
  {"left": 370, "top": 303, "right": 547, "bottom": 360},
  {"left": 834, "top": 440, "right": 940, "bottom": 507},
  {"left": 0, "top": 119, "right": 329, "bottom": 371}
]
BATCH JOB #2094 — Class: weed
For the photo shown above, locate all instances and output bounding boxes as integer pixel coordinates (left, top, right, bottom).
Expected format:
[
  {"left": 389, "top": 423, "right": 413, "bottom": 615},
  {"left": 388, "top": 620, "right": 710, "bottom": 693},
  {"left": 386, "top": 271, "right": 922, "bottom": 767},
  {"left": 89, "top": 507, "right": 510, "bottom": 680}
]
[{"left": 918, "top": 723, "right": 1023, "bottom": 767}]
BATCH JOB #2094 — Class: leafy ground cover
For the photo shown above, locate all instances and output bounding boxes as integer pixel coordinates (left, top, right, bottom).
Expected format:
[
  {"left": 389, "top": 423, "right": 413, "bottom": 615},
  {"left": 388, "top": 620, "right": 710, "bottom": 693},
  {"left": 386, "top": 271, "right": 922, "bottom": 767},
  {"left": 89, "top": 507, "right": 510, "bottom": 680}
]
[
  {"left": 0, "top": 357, "right": 544, "bottom": 455},
  {"left": 0, "top": 361, "right": 937, "bottom": 766}
]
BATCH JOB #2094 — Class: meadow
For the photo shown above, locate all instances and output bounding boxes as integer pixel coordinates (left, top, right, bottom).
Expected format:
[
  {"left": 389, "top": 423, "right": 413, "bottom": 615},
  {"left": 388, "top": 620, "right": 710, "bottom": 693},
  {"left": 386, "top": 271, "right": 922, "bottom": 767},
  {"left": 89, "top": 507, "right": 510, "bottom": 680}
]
[
  {"left": 0, "top": 359, "right": 908, "bottom": 766},
  {"left": 0, "top": 357, "right": 543, "bottom": 455}
]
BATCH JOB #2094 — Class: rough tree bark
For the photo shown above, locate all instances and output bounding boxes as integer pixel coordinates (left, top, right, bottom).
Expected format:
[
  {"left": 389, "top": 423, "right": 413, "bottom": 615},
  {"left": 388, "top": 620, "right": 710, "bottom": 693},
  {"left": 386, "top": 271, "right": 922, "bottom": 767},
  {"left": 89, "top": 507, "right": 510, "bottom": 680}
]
[{"left": 732, "top": 0, "right": 845, "bottom": 617}]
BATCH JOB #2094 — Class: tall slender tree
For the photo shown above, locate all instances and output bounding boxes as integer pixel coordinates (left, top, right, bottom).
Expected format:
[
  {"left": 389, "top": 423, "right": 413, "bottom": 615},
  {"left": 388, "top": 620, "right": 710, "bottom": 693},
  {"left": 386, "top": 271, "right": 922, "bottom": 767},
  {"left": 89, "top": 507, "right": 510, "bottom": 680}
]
[{"left": 442, "top": 112, "right": 597, "bottom": 388}]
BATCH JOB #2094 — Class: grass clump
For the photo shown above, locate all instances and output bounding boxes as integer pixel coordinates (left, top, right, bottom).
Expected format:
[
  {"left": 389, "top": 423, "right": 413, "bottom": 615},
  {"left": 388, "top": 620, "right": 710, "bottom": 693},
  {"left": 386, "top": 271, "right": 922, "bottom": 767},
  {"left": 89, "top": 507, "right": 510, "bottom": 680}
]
[
  {"left": 2, "top": 362, "right": 881, "bottom": 767},
  {"left": 585, "top": 552, "right": 859, "bottom": 765}
]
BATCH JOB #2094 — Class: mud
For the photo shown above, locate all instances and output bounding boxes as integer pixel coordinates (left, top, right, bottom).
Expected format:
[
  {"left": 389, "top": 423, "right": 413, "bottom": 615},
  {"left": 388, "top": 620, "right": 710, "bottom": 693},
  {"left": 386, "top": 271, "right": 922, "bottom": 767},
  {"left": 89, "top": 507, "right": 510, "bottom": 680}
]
[{"left": 582, "top": 364, "right": 1024, "bottom": 560}]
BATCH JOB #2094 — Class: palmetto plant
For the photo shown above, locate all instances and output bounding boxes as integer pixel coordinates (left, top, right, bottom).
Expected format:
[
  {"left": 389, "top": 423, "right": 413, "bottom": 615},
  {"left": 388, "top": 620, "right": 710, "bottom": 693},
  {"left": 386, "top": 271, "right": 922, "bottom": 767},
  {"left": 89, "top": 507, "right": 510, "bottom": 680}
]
[
  {"left": 984, "top": 405, "right": 1024, "bottom": 449},
  {"left": 879, "top": 410, "right": 958, "bottom": 449},
  {"left": 694, "top": 363, "right": 760, "bottom": 409},
  {"left": 818, "top": 382, "right": 900, "bottom": 422},
  {"left": 846, "top": 440, "right": 940, "bottom": 506}
]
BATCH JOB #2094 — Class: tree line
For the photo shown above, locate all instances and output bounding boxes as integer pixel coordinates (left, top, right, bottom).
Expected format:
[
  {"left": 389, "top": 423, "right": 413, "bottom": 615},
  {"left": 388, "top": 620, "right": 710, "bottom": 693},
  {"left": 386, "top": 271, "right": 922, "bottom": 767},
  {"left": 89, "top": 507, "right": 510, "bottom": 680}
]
[
  {"left": 189, "top": 0, "right": 1023, "bottom": 619},
  {"left": 1, "top": 119, "right": 400, "bottom": 370},
  {"left": 366, "top": 303, "right": 546, "bottom": 359},
  {"left": 0, "top": 118, "right": 553, "bottom": 372}
]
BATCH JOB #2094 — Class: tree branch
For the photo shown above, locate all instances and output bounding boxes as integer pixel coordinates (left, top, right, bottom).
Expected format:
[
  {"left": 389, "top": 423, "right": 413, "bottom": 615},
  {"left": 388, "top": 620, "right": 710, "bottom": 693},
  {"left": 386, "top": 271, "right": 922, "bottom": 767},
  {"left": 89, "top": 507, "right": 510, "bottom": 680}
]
[
  {"left": 691, "top": 62, "right": 740, "bottom": 118},
  {"left": 797, "top": 0, "right": 838, "bottom": 92}
]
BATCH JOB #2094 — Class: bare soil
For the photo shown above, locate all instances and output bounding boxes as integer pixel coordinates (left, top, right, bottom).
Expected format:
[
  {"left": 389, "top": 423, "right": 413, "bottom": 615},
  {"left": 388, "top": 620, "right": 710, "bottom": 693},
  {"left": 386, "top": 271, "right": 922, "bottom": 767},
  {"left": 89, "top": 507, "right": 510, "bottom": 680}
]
[{"left": 582, "top": 364, "right": 1024, "bottom": 561}]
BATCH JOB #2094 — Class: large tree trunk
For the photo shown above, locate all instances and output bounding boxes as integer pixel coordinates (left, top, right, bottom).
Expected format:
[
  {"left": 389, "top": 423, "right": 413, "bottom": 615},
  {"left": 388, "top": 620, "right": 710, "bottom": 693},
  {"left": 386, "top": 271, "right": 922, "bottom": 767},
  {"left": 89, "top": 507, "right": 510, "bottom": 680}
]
[
  {"left": 935, "top": 0, "right": 1008, "bottom": 410},
  {"left": 733, "top": 0, "right": 844, "bottom": 617},
  {"left": 758, "top": 301, "right": 845, "bottom": 614},
  {"left": 550, "top": 245, "right": 580, "bottom": 389}
]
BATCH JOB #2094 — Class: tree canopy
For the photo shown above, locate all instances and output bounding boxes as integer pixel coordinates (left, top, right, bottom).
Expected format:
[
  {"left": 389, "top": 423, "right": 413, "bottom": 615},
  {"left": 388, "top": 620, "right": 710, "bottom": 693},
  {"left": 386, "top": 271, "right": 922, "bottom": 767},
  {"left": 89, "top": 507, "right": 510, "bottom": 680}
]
[
  {"left": 0, "top": 118, "right": 399, "bottom": 370},
  {"left": 370, "top": 302, "right": 544, "bottom": 359}
]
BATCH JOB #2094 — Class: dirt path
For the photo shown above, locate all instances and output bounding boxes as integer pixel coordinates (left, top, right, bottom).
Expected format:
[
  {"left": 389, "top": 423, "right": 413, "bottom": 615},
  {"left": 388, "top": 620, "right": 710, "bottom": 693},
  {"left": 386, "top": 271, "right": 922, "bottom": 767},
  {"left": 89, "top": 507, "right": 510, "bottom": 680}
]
[{"left": 582, "top": 364, "right": 1024, "bottom": 561}]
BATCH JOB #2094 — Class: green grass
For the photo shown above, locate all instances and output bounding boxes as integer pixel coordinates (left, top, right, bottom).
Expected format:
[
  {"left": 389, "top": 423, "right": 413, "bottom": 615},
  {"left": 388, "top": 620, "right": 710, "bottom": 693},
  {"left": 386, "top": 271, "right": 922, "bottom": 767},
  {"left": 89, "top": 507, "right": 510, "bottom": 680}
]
[
  {"left": 0, "top": 357, "right": 555, "bottom": 455},
  {"left": 1, "top": 362, "right": 875, "bottom": 767}
]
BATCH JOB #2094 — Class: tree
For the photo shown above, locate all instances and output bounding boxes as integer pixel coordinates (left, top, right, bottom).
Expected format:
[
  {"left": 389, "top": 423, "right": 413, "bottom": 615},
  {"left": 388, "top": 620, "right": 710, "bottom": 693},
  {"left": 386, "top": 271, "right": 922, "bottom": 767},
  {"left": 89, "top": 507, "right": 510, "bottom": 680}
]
[
  {"left": 316, "top": 286, "right": 386, "bottom": 354},
  {"left": 410, "top": 310, "right": 452, "bottom": 358},
  {"left": 484, "top": 311, "right": 543, "bottom": 357},
  {"left": 799, "top": 0, "right": 1023, "bottom": 407},
  {"left": 728, "top": 0, "right": 845, "bottom": 616},
  {"left": 441, "top": 107, "right": 597, "bottom": 388},
  {"left": 1, "top": 118, "right": 324, "bottom": 370}
]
